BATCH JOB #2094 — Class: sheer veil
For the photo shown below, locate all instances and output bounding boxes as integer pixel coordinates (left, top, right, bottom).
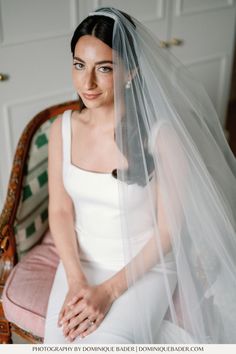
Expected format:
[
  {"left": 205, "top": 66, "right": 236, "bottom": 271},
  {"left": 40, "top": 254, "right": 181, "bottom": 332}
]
[{"left": 89, "top": 7, "right": 236, "bottom": 343}]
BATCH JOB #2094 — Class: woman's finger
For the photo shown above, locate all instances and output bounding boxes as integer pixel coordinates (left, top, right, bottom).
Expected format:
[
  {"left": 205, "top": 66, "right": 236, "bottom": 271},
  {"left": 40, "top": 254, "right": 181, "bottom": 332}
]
[
  {"left": 66, "top": 295, "right": 80, "bottom": 307},
  {"left": 62, "top": 319, "right": 70, "bottom": 335},
  {"left": 79, "top": 317, "right": 101, "bottom": 339},
  {"left": 62, "top": 309, "right": 84, "bottom": 335},
  {"left": 62, "top": 301, "right": 86, "bottom": 324},
  {"left": 69, "top": 318, "right": 97, "bottom": 341},
  {"left": 67, "top": 287, "right": 86, "bottom": 307},
  {"left": 65, "top": 309, "right": 90, "bottom": 333},
  {"left": 79, "top": 324, "right": 96, "bottom": 339},
  {"left": 58, "top": 306, "right": 66, "bottom": 327},
  {"left": 60, "top": 303, "right": 72, "bottom": 324},
  {"left": 65, "top": 315, "right": 83, "bottom": 334}
]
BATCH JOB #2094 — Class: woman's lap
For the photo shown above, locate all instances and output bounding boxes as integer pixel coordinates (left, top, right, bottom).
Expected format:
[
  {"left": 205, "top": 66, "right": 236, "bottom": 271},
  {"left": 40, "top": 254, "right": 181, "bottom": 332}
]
[{"left": 44, "top": 260, "right": 177, "bottom": 343}]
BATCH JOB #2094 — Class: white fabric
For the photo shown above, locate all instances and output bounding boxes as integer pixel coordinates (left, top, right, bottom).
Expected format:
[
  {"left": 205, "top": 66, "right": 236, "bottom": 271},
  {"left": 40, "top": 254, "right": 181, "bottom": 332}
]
[
  {"left": 44, "top": 110, "right": 178, "bottom": 343},
  {"left": 105, "top": 6, "right": 236, "bottom": 343},
  {"left": 62, "top": 110, "right": 175, "bottom": 272},
  {"left": 89, "top": 11, "right": 118, "bottom": 21},
  {"left": 44, "top": 261, "right": 179, "bottom": 344}
]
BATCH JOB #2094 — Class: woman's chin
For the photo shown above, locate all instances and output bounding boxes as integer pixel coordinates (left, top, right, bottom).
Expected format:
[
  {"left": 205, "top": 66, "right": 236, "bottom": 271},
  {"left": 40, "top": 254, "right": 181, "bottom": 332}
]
[{"left": 83, "top": 100, "right": 113, "bottom": 110}]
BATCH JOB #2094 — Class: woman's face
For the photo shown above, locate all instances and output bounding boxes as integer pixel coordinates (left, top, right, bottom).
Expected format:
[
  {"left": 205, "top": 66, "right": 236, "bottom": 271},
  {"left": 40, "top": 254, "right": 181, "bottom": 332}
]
[{"left": 72, "top": 35, "right": 120, "bottom": 110}]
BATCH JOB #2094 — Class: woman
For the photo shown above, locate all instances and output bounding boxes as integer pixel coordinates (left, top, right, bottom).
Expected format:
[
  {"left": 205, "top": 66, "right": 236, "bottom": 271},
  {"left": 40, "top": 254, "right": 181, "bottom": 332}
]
[{"left": 44, "top": 7, "right": 236, "bottom": 343}]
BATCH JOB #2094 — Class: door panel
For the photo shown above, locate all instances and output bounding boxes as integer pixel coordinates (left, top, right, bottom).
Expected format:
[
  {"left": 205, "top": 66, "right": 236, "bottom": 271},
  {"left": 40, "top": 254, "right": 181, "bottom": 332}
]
[
  {"left": 97, "top": 0, "right": 169, "bottom": 38},
  {"left": 0, "top": 0, "right": 78, "bottom": 208},
  {"left": 171, "top": 0, "right": 236, "bottom": 122},
  {"left": 1, "top": 0, "right": 75, "bottom": 44}
]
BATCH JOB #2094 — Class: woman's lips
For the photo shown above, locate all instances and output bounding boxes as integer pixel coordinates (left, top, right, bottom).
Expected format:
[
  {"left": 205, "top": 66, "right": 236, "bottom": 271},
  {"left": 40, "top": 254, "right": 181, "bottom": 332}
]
[{"left": 83, "top": 93, "right": 101, "bottom": 100}]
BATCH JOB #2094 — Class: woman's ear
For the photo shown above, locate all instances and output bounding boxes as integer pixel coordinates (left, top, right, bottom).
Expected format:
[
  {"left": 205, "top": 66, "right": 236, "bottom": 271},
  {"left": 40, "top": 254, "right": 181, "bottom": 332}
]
[
  {"left": 125, "top": 67, "right": 139, "bottom": 89},
  {"left": 127, "top": 67, "right": 138, "bottom": 82}
]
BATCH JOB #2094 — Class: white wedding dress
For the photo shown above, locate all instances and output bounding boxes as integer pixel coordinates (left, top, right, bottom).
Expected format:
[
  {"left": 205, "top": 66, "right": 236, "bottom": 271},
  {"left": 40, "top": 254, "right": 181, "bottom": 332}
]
[{"left": 44, "top": 110, "right": 189, "bottom": 344}]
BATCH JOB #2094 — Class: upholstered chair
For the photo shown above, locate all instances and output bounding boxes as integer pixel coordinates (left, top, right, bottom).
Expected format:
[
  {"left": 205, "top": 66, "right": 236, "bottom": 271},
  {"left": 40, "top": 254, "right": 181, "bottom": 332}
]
[{"left": 0, "top": 100, "right": 79, "bottom": 343}]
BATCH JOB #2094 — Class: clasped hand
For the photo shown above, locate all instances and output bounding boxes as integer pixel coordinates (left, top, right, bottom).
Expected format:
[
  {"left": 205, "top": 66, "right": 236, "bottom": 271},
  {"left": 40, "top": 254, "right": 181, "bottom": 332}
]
[{"left": 58, "top": 282, "right": 114, "bottom": 341}]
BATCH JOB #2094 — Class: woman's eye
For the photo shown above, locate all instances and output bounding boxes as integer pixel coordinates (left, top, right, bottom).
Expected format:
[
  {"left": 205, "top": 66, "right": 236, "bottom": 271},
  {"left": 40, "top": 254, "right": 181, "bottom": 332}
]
[
  {"left": 73, "top": 62, "right": 84, "bottom": 70},
  {"left": 98, "top": 66, "right": 112, "bottom": 73}
]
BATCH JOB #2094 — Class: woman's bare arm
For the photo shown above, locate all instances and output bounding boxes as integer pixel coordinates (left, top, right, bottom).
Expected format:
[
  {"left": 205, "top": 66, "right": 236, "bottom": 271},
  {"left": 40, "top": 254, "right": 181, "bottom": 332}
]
[
  {"left": 104, "top": 181, "right": 172, "bottom": 299},
  {"left": 48, "top": 115, "right": 86, "bottom": 286}
]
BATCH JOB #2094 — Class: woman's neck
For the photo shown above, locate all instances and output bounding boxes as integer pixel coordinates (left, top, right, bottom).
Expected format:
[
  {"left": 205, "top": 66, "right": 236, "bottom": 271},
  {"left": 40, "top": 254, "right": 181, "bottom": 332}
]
[
  {"left": 83, "top": 106, "right": 121, "bottom": 135},
  {"left": 80, "top": 100, "right": 125, "bottom": 132}
]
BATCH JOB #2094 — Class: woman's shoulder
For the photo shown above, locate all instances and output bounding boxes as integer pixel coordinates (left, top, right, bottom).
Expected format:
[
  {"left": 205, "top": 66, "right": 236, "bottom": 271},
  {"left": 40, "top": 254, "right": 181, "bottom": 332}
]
[
  {"left": 49, "top": 113, "right": 63, "bottom": 137},
  {"left": 148, "top": 120, "right": 171, "bottom": 154},
  {"left": 49, "top": 109, "right": 83, "bottom": 147},
  {"left": 49, "top": 109, "right": 73, "bottom": 134}
]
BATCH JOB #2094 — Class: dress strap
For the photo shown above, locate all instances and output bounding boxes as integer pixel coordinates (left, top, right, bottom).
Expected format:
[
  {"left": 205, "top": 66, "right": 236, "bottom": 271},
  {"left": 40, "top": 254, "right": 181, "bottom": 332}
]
[{"left": 61, "top": 109, "right": 72, "bottom": 166}]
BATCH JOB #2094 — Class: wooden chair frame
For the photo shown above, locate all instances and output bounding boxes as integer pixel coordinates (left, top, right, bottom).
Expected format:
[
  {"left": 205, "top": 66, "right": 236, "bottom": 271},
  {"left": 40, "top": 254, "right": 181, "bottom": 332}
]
[{"left": 0, "top": 100, "right": 79, "bottom": 343}]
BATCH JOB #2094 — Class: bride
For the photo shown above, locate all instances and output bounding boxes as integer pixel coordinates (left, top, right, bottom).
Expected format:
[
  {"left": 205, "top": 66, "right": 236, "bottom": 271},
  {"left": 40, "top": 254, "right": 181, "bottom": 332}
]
[{"left": 44, "top": 7, "right": 236, "bottom": 343}]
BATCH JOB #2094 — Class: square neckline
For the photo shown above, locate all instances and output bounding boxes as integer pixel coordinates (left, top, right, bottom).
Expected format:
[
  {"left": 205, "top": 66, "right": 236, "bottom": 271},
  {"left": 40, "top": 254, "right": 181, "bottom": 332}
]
[{"left": 68, "top": 110, "right": 115, "bottom": 175}]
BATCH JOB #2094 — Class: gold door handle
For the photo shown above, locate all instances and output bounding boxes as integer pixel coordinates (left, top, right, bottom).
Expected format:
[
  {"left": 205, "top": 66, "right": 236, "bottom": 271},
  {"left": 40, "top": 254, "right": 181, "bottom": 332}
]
[
  {"left": 0, "top": 73, "right": 8, "bottom": 81},
  {"left": 159, "top": 38, "right": 183, "bottom": 48},
  {"left": 169, "top": 38, "right": 183, "bottom": 46},
  {"left": 159, "top": 40, "right": 170, "bottom": 48}
]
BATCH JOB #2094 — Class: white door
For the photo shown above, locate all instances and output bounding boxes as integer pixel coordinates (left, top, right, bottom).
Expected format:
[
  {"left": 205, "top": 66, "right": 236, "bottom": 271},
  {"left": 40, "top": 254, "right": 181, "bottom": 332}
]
[
  {"left": 170, "top": 0, "right": 236, "bottom": 125},
  {"left": 0, "top": 0, "right": 79, "bottom": 209}
]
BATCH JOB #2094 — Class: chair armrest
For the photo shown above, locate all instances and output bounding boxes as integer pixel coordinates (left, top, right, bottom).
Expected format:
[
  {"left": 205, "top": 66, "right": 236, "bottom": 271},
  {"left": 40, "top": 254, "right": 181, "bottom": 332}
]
[
  {"left": 0, "top": 224, "right": 16, "bottom": 286},
  {"left": 0, "top": 132, "right": 25, "bottom": 262}
]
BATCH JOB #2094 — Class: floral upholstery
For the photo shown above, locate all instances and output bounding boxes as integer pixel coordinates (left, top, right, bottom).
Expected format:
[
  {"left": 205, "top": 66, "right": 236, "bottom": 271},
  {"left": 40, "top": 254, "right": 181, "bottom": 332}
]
[{"left": 14, "top": 117, "right": 56, "bottom": 260}]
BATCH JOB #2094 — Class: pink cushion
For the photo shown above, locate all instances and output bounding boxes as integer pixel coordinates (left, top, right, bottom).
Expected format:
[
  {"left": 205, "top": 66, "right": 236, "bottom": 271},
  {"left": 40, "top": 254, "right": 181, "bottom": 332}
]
[{"left": 2, "top": 229, "right": 59, "bottom": 338}]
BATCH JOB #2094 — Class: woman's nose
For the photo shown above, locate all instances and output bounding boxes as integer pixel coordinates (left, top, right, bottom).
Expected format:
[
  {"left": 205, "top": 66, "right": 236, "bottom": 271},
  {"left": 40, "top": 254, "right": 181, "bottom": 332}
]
[{"left": 84, "top": 70, "right": 97, "bottom": 90}]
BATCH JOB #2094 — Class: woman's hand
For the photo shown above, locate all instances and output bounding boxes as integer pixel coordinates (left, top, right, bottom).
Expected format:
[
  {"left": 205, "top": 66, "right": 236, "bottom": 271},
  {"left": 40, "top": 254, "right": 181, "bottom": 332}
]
[
  {"left": 57, "top": 280, "right": 88, "bottom": 331},
  {"left": 61, "top": 282, "right": 115, "bottom": 341}
]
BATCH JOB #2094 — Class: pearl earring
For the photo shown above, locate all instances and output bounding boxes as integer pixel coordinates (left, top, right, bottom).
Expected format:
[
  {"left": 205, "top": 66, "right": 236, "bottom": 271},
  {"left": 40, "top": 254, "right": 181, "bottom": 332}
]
[{"left": 125, "top": 80, "right": 131, "bottom": 89}]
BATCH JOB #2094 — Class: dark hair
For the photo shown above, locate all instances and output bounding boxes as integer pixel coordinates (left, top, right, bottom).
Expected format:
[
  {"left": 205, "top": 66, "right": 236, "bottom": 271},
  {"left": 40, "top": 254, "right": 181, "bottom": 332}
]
[
  {"left": 70, "top": 9, "right": 154, "bottom": 185},
  {"left": 71, "top": 8, "right": 135, "bottom": 55}
]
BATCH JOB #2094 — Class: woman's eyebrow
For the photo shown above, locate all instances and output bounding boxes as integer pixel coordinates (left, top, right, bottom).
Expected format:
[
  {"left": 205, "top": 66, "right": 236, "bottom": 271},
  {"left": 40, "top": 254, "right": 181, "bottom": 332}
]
[{"left": 73, "top": 56, "right": 114, "bottom": 65}]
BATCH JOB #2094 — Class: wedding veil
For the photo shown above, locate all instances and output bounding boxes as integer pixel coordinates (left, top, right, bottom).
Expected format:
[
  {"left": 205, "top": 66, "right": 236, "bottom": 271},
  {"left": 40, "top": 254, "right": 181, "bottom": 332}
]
[{"left": 88, "top": 7, "right": 236, "bottom": 343}]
